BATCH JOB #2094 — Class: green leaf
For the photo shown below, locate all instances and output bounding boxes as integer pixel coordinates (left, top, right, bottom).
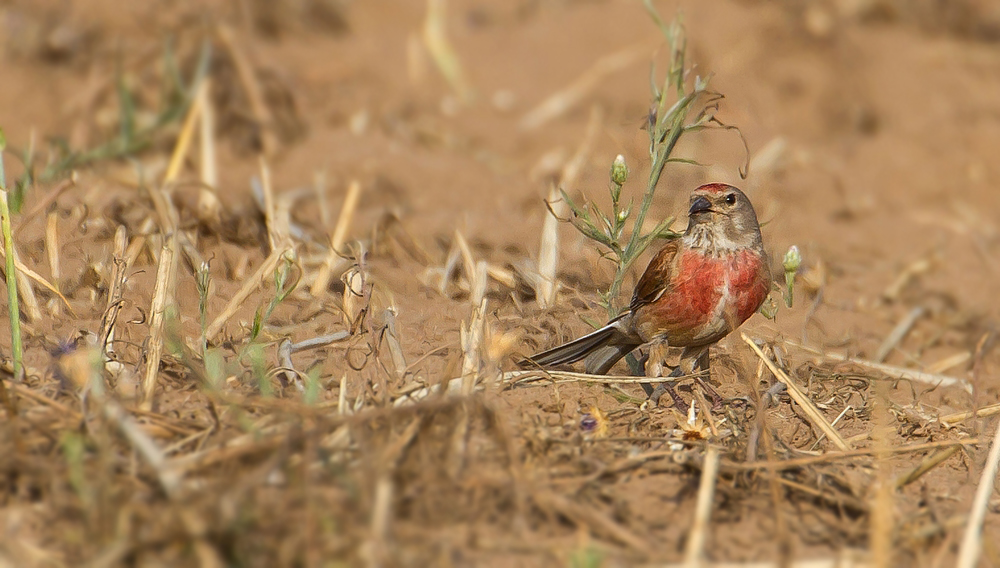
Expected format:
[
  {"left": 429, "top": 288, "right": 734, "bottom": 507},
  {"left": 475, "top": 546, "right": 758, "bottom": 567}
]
[
  {"left": 665, "top": 157, "right": 708, "bottom": 167},
  {"left": 250, "top": 308, "right": 264, "bottom": 342}
]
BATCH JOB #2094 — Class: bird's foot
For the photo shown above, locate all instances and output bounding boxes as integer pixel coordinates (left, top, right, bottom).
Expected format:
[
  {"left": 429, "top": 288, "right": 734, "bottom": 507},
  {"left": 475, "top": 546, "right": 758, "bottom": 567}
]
[
  {"left": 695, "top": 377, "right": 725, "bottom": 411},
  {"left": 649, "top": 383, "right": 688, "bottom": 411},
  {"left": 647, "top": 366, "right": 688, "bottom": 411}
]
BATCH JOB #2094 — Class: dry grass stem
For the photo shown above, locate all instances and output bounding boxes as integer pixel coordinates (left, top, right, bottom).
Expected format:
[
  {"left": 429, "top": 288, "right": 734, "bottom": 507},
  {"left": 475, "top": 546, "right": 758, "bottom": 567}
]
[
  {"left": 198, "top": 78, "right": 221, "bottom": 225},
  {"left": 870, "top": 375, "right": 893, "bottom": 567},
  {"left": 454, "top": 230, "right": 476, "bottom": 285},
  {"left": 9, "top": 380, "right": 79, "bottom": 419},
  {"left": 894, "top": 446, "right": 962, "bottom": 489},
  {"left": 940, "top": 402, "right": 1000, "bottom": 426},
  {"left": 341, "top": 263, "right": 366, "bottom": 328},
  {"left": 874, "top": 305, "right": 924, "bottom": 363},
  {"left": 956, "top": 417, "right": 1000, "bottom": 568},
  {"left": 0, "top": 243, "right": 72, "bottom": 313},
  {"left": 314, "top": 170, "right": 331, "bottom": 228},
  {"left": 289, "top": 331, "right": 351, "bottom": 352},
  {"left": 423, "top": 0, "right": 473, "bottom": 104},
  {"left": 742, "top": 334, "right": 851, "bottom": 451},
  {"left": 461, "top": 299, "right": 486, "bottom": 394},
  {"left": 537, "top": 105, "right": 603, "bottom": 308},
  {"left": 394, "top": 368, "right": 694, "bottom": 406},
  {"left": 783, "top": 339, "right": 972, "bottom": 394},
  {"left": 98, "top": 225, "right": 129, "bottom": 357},
  {"left": 470, "top": 260, "right": 488, "bottom": 307},
  {"left": 164, "top": 79, "right": 207, "bottom": 185},
  {"left": 44, "top": 210, "right": 60, "bottom": 286},
  {"left": 926, "top": 351, "right": 971, "bottom": 374},
  {"left": 141, "top": 235, "right": 178, "bottom": 410},
  {"left": 684, "top": 445, "right": 721, "bottom": 567},
  {"left": 882, "top": 258, "right": 931, "bottom": 301},
  {"left": 10, "top": 244, "right": 41, "bottom": 323},
  {"left": 536, "top": 184, "right": 563, "bottom": 309},
  {"left": 312, "top": 179, "right": 361, "bottom": 296},
  {"left": 338, "top": 375, "right": 348, "bottom": 415},
  {"left": 365, "top": 475, "right": 395, "bottom": 567},
  {"left": 258, "top": 157, "right": 278, "bottom": 250},
  {"left": 217, "top": 23, "right": 278, "bottom": 154},
  {"left": 204, "top": 246, "right": 292, "bottom": 340},
  {"left": 101, "top": 390, "right": 182, "bottom": 497},
  {"left": 382, "top": 308, "right": 407, "bottom": 380},
  {"left": 519, "top": 43, "right": 648, "bottom": 130},
  {"left": 22, "top": 175, "right": 76, "bottom": 224}
]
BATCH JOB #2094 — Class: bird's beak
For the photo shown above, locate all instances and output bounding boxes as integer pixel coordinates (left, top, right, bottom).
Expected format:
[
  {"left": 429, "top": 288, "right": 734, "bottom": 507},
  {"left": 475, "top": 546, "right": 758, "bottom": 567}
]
[{"left": 689, "top": 196, "right": 712, "bottom": 216}]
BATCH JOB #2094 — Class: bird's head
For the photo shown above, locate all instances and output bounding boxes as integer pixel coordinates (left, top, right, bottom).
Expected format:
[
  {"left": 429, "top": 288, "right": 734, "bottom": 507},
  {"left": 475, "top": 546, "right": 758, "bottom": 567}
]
[{"left": 685, "top": 183, "right": 763, "bottom": 251}]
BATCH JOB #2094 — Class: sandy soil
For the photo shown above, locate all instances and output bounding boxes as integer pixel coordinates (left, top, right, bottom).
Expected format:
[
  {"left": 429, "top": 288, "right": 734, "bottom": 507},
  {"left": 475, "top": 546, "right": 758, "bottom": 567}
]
[{"left": 1, "top": 0, "right": 999, "bottom": 566}]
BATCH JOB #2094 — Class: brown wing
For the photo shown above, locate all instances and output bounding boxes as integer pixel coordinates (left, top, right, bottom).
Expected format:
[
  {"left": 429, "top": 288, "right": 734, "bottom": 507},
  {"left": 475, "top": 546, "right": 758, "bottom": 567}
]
[{"left": 629, "top": 239, "right": 680, "bottom": 313}]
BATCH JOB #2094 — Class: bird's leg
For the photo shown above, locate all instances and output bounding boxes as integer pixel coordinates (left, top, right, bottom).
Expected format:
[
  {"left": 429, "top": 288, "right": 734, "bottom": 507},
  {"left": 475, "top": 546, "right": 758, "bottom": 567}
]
[
  {"left": 634, "top": 350, "right": 654, "bottom": 396},
  {"left": 689, "top": 347, "right": 724, "bottom": 410},
  {"left": 645, "top": 341, "right": 689, "bottom": 409},
  {"left": 648, "top": 366, "right": 687, "bottom": 409}
]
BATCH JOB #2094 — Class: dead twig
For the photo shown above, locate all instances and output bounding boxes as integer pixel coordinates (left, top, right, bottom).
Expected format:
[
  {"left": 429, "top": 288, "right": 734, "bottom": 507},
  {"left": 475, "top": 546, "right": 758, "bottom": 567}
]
[
  {"left": 216, "top": 23, "right": 278, "bottom": 154},
  {"left": 895, "top": 446, "right": 962, "bottom": 489},
  {"left": 873, "top": 305, "right": 924, "bottom": 363},
  {"left": 940, "top": 402, "right": 1000, "bottom": 426},
  {"left": 22, "top": 175, "right": 76, "bottom": 224},
  {"left": 312, "top": 179, "right": 361, "bottom": 296},
  {"left": 742, "top": 334, "right": 851, "bottom": 451},
  {"left": 141, "top": 233, "right": 177, "bottom": 411},
  {"left": 99, "top": 226, "right": 129, "bottom": 357},
  {"left": 204, "top": 245, "right": 293, "bottom": 341},
  {"left": 782, "top": 338, "right": 972, "bottom": 394}
]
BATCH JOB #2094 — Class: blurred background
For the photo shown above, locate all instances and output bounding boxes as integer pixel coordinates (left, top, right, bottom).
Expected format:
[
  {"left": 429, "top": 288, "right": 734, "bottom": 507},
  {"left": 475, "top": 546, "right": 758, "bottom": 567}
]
[{"left": 1, "top": 0, "right": 999, "bottom": 565}]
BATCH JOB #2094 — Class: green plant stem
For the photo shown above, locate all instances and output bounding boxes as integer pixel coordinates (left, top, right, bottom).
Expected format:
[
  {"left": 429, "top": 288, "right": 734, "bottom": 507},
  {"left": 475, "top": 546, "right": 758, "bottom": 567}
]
[
  {"left": 0, "top": 184, "right": 23, "bottom": 381},
  {"left": 605, "top": 96, "right": 692, "bottom": 315}
]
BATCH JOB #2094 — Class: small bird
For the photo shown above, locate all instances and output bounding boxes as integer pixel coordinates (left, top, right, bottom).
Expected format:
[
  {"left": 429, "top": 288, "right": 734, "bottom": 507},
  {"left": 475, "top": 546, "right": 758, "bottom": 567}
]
[{"left": 527, "top": 183, "right": 771, "bottom": 407}]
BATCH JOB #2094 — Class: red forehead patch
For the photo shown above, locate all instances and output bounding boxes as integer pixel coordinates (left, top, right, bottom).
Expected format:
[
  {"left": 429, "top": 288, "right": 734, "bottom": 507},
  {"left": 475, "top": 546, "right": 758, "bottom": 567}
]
[{"left": 694, "top": 183, "right": 733, "bottom": 194}]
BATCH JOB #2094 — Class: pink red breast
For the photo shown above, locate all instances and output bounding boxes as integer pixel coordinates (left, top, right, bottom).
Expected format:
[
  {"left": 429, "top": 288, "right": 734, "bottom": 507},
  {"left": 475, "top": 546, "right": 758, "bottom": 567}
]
[{"left": 635, "top": 248, "right": 770, "bottom": 346}]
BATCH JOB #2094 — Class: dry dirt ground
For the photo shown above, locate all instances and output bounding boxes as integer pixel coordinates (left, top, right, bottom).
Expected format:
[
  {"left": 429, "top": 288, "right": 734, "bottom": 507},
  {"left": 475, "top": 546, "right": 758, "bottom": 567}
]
[{"left": 1, "top": 0, "right": 1000, "bottom": 566}]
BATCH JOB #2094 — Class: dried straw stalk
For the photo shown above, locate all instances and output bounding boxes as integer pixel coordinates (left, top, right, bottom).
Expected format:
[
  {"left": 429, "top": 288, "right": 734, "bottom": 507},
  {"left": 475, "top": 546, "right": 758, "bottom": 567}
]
[
  {"left": 423, "top": 0, "right": 473, "bottom": 104},
  {"left": 742, "top": 334, "right": 851, "bottom": 451},
  {"left": 141, "top": 235, "right": 177, "bottom": 410},
  {"left": 683, "top": 445, "right": 721, "bottom": 567},
  {"left": 98, "top": 226, "right": 129, "bottom": 357},
  {"left": 312, "top": 179, "right": 361, "bottom": 296},
  {"left": 198, "top": 78, "right": 221, "bottom": 226},
  {"left": 782, "top": 338, "right": 972, "bottom": 394},
  {"left": 537, "top": 105, "right": 602, "bottom": 308},
  {"left": 217, "top": 23, "right": 277, "bottom": 154},
  {"left": 204, "top": 246, "right": 293, "bottom": 341}
]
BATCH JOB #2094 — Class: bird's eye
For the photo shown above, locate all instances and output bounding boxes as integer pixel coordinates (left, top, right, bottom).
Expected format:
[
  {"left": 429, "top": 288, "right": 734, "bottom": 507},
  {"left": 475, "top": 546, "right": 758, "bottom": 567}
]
[{"left": 724, "top": 193, "right": 737, "bottom": 205}]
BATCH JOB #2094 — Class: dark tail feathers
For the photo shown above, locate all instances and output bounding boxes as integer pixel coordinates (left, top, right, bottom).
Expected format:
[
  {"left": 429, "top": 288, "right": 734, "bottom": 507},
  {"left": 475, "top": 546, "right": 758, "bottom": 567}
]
[{"left": 525, "top": 317, "right": 642, "bottom": 375}]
